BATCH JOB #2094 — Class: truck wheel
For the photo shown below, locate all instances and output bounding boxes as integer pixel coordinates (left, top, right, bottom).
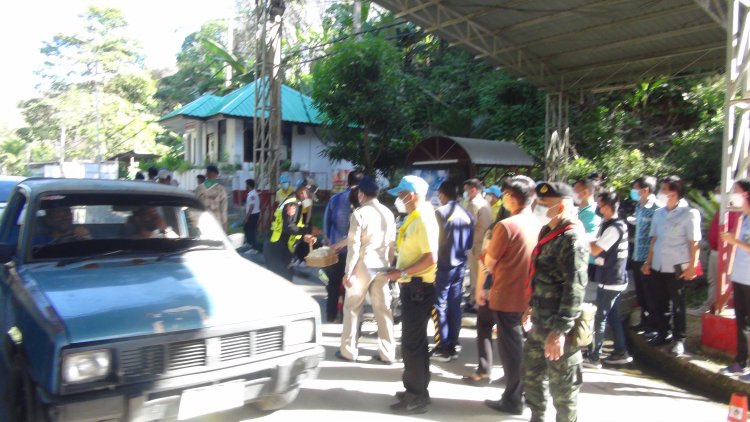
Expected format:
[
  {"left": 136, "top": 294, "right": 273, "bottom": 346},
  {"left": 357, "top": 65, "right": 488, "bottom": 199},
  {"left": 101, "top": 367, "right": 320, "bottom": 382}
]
[
  {"left": 252, "top": 387, "right": 300, "bottom": 412},
  {"left": 7, "top": 355, "right": 43, "bottom": 422}
]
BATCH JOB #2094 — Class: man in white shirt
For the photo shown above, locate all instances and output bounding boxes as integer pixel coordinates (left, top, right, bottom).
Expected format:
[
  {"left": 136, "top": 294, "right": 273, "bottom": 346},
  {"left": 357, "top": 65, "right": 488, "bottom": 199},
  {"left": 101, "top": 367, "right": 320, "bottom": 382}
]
[
  {"left": 337, "top": 177, "right": 397, "bottom": 363},
  {"left": 244, "top": 179, "right": 261, "bottom": 250},
  {"left": 463, "top": 178, "right": 493, "bottom": 312}
]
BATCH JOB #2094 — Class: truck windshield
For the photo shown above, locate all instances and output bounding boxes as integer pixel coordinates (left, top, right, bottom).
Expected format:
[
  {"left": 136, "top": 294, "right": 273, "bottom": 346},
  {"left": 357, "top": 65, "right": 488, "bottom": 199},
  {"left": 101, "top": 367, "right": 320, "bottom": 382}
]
[{"left": 28, "top": 193, "right": 226, "bottom": 261}]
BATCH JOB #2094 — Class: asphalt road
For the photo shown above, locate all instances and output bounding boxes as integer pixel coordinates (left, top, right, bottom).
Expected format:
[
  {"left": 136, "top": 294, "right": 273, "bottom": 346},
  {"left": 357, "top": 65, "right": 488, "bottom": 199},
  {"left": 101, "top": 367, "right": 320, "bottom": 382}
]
[{"left": 206, "top": 266, "right": 728, "bottom": 422}]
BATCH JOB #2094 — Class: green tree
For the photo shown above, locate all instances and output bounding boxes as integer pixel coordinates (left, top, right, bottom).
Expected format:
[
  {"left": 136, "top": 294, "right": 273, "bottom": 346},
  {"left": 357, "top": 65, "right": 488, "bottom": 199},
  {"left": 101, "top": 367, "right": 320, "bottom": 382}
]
[
  {"left": 312, "top": 36, "right": 413, "bottom": 175},
  {"left": 17, "top": 6, "right": 164, "bottom": 164}
]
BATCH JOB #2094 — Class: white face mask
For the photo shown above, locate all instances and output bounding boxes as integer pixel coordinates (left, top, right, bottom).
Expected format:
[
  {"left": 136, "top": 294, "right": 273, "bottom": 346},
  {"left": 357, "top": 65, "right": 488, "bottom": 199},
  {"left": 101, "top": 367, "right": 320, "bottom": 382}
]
[
  {"left": 656, "top": 193, "right": 668, "bottom": 204},
  {"left": 463, "top": 191, "right": 469, "bottom": 200},
  {"left": 302, "top": 198, "right": 313, "bottom": 209},
  {"left": 729, "top": 193, "right": 745, "bottom": 209},
  {"left": 395, "top": 197, "right": 408, "bottom": 214},
  {"left": 534, "top": 204, "right": 551, "bottom": 225}
]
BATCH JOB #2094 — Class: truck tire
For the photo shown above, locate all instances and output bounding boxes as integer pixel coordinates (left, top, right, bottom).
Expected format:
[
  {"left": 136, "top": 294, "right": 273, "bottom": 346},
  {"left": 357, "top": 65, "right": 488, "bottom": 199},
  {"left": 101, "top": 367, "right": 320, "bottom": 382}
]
[
  {"left": 252, "top": 387, "right": 300, "bottom": 412},
  {"left": 7, "top": 355, "right": 44, "bottom": 422}
]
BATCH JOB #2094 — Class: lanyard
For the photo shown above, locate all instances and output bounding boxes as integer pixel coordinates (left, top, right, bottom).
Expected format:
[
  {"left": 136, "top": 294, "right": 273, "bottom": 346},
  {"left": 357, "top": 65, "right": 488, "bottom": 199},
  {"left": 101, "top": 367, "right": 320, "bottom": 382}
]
[
  {"left": 528, "top": 224, "right": 574, "bottom": 284},
  {"left": 397, "top": 209, "right": 421, "bottom": 250}
]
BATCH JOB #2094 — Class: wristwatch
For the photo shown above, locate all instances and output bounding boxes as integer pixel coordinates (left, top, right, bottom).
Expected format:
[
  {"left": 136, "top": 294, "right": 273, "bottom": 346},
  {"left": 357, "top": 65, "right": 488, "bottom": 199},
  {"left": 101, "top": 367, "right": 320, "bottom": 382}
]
[{"left": 400, "top": 270, "right": 409, "bottom": 279}]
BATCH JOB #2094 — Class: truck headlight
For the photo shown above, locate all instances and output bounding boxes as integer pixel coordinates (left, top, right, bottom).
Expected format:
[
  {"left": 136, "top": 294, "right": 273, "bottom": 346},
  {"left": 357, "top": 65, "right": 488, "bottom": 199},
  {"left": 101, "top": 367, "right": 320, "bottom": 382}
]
[
  {"left": 62, "top": 350, "right": 111, "bottom": 384},
  {"left": 285, "top": 319, "right": 315, "bottom": 346}
]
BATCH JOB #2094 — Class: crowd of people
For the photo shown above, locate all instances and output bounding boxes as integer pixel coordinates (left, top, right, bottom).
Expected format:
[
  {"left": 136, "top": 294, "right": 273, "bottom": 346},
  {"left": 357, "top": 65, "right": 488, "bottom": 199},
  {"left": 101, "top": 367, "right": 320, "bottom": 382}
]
[{"left": 134, "top": 164, "right": 750, "bottom": 419}]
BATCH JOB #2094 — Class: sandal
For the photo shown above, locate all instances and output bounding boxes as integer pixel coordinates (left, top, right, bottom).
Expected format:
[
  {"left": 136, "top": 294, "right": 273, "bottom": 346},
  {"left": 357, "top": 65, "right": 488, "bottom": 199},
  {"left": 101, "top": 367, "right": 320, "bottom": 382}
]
[{"left": 462, "top": 372, "right": 491, "bottom": 385}]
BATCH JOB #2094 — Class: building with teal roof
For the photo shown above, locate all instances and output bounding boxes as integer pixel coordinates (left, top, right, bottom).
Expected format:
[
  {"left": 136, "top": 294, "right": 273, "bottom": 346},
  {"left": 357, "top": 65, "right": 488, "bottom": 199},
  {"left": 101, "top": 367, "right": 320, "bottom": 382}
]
[{"left": 159, "top": 80, "right": 352, "bottom": 191}]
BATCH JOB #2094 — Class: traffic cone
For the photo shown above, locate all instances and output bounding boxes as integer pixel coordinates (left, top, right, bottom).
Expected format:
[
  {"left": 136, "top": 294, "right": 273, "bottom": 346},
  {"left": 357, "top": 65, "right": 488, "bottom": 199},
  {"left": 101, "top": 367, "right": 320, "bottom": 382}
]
[{"left": 728, "top": 393, "right": 748, "bottom": 422}]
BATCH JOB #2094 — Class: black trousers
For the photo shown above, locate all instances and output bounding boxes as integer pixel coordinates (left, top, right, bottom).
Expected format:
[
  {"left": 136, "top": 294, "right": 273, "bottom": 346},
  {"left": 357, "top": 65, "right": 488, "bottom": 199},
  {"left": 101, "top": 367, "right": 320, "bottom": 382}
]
[
  {"left": 475, "top": 304, "right": 495, "bottom": 375},
  {"left": 493, "top": 311, "right": 524, "bottom": 408},
  {"left": 263, "top": 238, "right": 293, "bottom": 281},
  {"left": 324, "top": 255, "right": 346, "bottom": 321},
  {"left": 243, "top": 213, "right": 259, "bottom": 248},
  {"left": 400, "top": 281, "right": 435, "bottom": 398},
  {"left": 651, "top": 270, "right": 686, "bottom": 341},
  {"left": 733, "top": 282, "right": 750, "bottom": 365},
  {"left": 631, "top": 260, "right": 654, "bottom": 328}
]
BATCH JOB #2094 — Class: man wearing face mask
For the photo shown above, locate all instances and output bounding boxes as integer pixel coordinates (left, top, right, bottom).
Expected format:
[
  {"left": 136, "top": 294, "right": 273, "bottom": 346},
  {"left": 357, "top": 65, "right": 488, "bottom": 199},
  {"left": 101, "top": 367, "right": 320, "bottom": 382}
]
[
  {"left": 524, "top": 182, "right": 589, "bottom": 422},
  {"left": 574, "top": 179, "right": 602, "bottom": 282},
  {"left": 463, "top": 178, "right": 493, "bottom": 313},
  {"left": 275, "top": 173, "right": 294, "bottom": 206},
  {"left": 430, "top": 180, "right": 474, "bottom": 362},
  {"left": 264, "top": 182, "right": 316, "bottom": 281},
  {"left": 323, "top": 170, "right": 364, "bottom": 323},
  {"left": 642, "top": 175, "right": 701, "bottom": 356},
  {"left": 629, "top": 176, "right": 663, "bottom": 336},
  {"left": 337, "top": 177, "right": 397, "bottom": 363},
  {"left": 380, "top": 175, "right": 439, "bottom": 415},
  {"left": 689, "top": 180, "right": 748, "bottom": 316}
]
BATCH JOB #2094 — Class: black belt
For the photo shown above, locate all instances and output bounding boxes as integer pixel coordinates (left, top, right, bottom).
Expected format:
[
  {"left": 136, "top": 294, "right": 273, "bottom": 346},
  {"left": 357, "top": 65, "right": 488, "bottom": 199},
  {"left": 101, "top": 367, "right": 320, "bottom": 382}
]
[{"left": 532, "top": 296, "right": 560, "bottom": 310}]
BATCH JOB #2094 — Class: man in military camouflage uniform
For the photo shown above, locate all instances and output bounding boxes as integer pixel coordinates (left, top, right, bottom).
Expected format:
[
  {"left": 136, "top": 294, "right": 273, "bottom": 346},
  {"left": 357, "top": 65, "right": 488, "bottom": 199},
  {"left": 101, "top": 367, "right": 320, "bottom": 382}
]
[{"left": 523, "top": 182, "right": 590, "bottom": 422}]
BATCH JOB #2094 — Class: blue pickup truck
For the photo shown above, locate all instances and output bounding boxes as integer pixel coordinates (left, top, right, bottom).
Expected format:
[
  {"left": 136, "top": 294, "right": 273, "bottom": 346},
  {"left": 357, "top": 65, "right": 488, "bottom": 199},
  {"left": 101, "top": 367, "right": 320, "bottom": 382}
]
[{"left": 0, "top": 178, "right": 324, "bottom": 421}]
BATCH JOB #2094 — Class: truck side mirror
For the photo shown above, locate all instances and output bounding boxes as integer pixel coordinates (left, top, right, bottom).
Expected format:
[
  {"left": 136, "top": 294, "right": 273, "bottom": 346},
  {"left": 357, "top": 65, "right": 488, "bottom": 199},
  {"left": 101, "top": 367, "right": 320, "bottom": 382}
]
[{"left": 0, "top": 243, "right": 14, "bottom": 263}]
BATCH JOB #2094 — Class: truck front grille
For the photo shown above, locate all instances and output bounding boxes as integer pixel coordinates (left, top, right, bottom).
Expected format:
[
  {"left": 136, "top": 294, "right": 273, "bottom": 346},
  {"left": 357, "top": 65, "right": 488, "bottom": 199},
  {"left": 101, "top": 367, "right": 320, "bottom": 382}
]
[{"left": 120, "top": 327, "right": 284, "bottom": 379}]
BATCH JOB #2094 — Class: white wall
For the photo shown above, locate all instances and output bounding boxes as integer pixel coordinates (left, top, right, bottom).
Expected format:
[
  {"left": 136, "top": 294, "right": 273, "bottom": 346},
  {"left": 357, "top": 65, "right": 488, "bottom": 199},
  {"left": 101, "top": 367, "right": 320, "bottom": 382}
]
[{"left": 290, "top": 125, "right": 353, "bottom": 190}]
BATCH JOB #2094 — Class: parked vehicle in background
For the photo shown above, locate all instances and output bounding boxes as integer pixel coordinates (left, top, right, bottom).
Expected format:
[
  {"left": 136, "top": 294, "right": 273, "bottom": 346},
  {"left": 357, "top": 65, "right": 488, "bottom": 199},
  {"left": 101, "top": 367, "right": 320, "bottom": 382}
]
[
  {"left": 0, "top": 176, "right": 25, "bottom": 216},
  {"left": 0, "top": 178, "right": 324, "bottom": 421}
]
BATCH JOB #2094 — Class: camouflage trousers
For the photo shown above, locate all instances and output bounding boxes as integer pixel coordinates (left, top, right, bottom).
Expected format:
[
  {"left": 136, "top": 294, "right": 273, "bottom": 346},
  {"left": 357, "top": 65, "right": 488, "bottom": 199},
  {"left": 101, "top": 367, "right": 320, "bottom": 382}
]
[{"left": 523, "top": 326, "right": 583, "bottom": 422}]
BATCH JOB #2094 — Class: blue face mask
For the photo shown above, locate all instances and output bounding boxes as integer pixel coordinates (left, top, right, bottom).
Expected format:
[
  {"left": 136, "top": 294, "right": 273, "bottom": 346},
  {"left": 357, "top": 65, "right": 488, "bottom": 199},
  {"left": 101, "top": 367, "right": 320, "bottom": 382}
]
[{"left": 630, "top": 189, "right": 640, "bottom": 201}]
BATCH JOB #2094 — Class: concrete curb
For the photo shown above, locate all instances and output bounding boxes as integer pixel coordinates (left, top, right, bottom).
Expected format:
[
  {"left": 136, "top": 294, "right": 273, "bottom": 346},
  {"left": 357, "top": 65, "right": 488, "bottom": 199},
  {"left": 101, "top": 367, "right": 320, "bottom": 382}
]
[{"left": 626, "top": 326, "right": 750, "bottom": 402}]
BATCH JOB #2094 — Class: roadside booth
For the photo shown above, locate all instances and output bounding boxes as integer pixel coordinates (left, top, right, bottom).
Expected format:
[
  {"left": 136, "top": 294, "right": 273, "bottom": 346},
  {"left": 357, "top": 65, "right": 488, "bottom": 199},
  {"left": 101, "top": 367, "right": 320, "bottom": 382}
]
[{"left": 404, "top": 135, "right": 535, "bottom": 205}]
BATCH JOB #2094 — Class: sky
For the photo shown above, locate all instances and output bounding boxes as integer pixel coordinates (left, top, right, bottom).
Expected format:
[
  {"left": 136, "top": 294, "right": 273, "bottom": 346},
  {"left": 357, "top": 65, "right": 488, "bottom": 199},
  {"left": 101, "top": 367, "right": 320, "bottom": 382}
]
[{"left": 0, "top": 0, "right": 235, "bottom": 130}]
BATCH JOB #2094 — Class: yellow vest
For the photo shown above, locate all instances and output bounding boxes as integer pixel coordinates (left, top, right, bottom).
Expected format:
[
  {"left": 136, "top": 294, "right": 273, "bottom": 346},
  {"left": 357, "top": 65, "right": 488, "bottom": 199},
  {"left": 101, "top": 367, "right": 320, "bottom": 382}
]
[{"left": 270, "top": 196, "right": 305, "bottom": 252}]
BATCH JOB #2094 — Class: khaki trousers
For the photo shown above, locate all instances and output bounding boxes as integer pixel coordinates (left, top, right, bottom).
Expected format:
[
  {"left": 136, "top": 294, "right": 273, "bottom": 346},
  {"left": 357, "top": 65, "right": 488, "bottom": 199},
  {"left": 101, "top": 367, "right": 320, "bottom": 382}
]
[{"left": 339, "top": 264, "right": 396, "bottom": 361}]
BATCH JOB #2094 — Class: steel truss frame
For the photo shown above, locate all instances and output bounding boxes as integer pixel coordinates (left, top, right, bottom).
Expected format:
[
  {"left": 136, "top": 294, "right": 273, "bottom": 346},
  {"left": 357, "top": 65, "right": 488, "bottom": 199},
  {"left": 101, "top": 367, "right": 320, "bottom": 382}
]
[
  {"left": 716, "top": 0, "right": 750, "bottom": 312},
  {"left": 253, "top": 0, "right": 284, "bottom": 230}
]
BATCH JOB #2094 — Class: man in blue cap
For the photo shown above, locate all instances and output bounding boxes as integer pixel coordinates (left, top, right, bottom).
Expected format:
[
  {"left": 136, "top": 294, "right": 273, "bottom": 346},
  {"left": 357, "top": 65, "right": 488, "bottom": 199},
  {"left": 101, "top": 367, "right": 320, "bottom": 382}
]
[
  {"left": 275, "top": 173, "right": 294, "bottom": 206},
  {"left": 484, "top": 185, "right": 503, "bottom": 221},
  {"left": 379, "top": 175, "right": 439, "bottom": 415}
]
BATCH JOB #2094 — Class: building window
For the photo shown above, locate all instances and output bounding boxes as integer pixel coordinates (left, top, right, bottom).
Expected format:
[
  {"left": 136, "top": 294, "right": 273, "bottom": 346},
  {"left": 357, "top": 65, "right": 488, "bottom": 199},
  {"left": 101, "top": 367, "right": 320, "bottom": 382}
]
[
  {"left": 218, "top": 120, "right": 227, "bottom": 162},
  {"left": 243, "top": 120, "right": 253, "bottom": 162}
]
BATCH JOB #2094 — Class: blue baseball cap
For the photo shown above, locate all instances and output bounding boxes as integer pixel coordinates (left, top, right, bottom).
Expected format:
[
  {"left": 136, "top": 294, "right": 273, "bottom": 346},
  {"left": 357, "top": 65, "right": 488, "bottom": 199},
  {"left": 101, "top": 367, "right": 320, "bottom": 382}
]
[
  {"left": 484, "top": 185, "right": 502, "bottom": 198},
  {"left": 387, "top": 175, "right": 429, "bottom": 197}
]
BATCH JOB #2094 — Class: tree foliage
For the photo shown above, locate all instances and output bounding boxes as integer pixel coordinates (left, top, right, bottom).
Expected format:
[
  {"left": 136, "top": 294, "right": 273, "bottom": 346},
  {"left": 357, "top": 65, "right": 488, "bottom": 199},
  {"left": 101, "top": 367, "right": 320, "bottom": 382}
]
[{"left": 312, "top": 36, "right": 413, "bottom": 176}]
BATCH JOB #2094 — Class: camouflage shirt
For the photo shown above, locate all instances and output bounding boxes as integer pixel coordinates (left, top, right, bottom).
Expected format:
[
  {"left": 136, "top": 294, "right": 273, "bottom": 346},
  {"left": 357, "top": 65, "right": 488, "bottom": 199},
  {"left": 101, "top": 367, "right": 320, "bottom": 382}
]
[{"left": 530, "top": 218, "right": 590, "bottom": 335}]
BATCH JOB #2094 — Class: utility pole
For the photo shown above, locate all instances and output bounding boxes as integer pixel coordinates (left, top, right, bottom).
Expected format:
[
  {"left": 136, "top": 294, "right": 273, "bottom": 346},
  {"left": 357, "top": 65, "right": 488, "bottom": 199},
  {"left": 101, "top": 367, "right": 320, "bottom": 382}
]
[
  {"left": 253, "top": 0, "right": 284, "bottom": 230},
  {"left": 94, "top": 60, "right": 102, "bottom": 179},
  {"left": 59, "top": 125, "right": 66, "bottom": 177},
  {"left": 353, "top": 0, "right": 362, "bottom": 36},
  {"left": 225, "top": 14, "right": 234, "bottom": 88}
]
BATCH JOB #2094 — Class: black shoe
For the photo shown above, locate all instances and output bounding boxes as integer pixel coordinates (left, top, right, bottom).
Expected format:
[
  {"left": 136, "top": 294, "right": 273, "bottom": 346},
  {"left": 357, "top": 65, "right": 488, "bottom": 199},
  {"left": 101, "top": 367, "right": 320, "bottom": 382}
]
[
  {"left": 484, "top": 399, "right": 523, "bottom": 415},
  {"left": 647, "top": 334, "right": 671, "bottom": 346},
  {"left": 373, "top": 355, "right": 398, "bottom": 365},
  {"left": 334, "top": 350, "right": 354, "bottom": 362},
  {"left": 631, "top": 322, "right": 649, "bottom": 334},
  {"left": 641, "top": 330, "right": 658, "bottom": 339},
  {"left": 391, "top": 395, "right": 429, "bottom": 414},
  {"left": 394, "top": 390, "right": 431, "bottom": 404},
  {"left": 430, "top": 349, "right": 454, "bottom": 362},
  {"left": 326, "top": 316, "right": 337, "bottom": 323}
]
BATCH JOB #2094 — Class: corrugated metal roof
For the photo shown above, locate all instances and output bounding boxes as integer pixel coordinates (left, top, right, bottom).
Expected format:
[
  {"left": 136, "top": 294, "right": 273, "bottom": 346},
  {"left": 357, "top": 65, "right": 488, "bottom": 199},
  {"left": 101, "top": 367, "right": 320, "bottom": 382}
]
[
  {"left": 159, "top": 80, "right": 323, "bottom": 124},
  {"left": 409, "top": 136, "right": 535, "bottom": 167},
  {"left": 450, "top": 137, "right": 535, "bottom": 167},
  {"left": 374, "top": 0, "right": 726, "bottom": 91}
]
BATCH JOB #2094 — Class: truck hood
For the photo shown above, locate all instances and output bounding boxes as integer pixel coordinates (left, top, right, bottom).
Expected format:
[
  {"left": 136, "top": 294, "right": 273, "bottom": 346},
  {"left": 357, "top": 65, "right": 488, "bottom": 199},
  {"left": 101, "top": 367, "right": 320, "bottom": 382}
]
[{"left": 24, "top": 252, "right": 319, "bottom": 344}]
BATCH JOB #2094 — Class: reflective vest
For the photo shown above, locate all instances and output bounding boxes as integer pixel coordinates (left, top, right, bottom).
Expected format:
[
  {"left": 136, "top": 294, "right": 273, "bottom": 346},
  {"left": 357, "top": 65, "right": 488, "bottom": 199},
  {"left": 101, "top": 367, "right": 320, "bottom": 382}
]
[{"left": 270, "top": 195, "right": 305, "bottom": 252}]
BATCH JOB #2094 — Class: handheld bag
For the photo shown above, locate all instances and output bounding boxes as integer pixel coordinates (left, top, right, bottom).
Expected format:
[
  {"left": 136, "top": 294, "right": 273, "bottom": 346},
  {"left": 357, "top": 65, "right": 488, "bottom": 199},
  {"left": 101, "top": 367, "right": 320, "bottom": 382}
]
[{"left": 570, "top": 302, "right": 597, "bottom": 347}]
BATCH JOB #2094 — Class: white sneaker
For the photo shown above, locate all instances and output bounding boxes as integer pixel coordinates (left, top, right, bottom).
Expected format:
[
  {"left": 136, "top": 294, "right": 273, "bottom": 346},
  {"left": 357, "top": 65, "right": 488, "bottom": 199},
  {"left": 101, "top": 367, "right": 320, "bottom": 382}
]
[{"left": 671, "top": 341, "right": 685, "bottom": 356}]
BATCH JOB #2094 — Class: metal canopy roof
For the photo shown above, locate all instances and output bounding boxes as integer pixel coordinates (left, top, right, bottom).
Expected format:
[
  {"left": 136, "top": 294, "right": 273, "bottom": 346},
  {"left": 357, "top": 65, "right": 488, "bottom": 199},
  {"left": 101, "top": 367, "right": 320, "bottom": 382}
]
[
  {"left": 408, "top": 136, "right": 536, "bottom": 167},
  {"left": 374, "top": 0, "right": 727, "bottom": 91}
]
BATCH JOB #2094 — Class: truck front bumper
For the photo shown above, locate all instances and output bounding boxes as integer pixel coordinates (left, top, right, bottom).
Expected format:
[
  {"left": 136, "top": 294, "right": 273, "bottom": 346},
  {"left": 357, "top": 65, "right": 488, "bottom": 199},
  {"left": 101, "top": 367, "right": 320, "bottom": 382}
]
[{"left": 46, "top": 344, "right": 325, "bottom": 422}]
